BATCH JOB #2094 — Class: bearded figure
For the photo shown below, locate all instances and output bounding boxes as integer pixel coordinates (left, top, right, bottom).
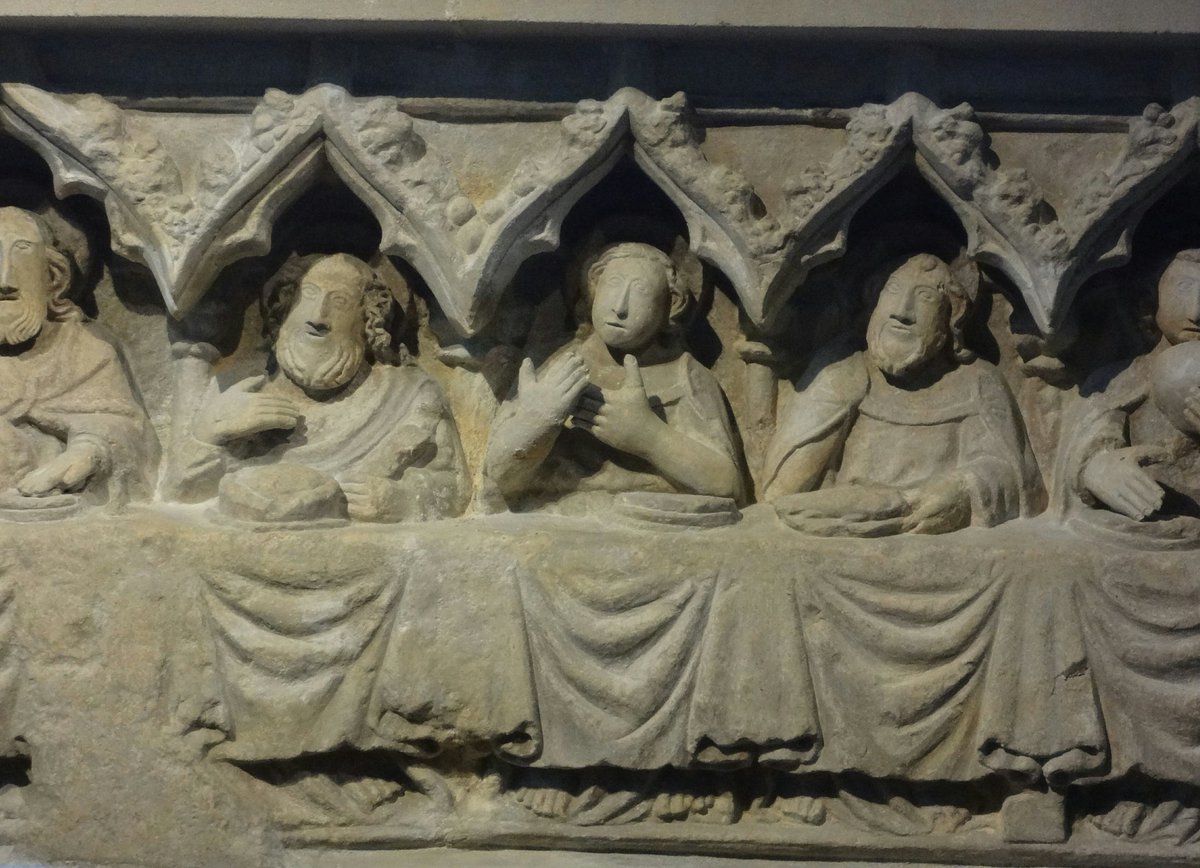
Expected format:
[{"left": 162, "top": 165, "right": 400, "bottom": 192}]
[
  {"left": 175, "top": 253, "right": 468, "bottom": 523},
  {"left": 763, "top": 252, "right": 1042, "bottom": 536},
  {"left": 0, "top": 205, "right": 153, "bottom": 510}
]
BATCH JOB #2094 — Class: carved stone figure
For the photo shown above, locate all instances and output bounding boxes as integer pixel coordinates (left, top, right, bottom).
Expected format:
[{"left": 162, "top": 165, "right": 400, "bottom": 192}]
[
  {"left": 482, "top": 242, "right": 744, "bottom": 513},
  {"left": 1056, "top": 249, "right": 1200, "bottom": 527},
  {"left": 764, "top": 253, "right": 1042, "bottom": 535},
  {"left": 0, "top": 206, "right": 153, "bottom": 514},
  {"left": 173, "top": 253, "right": 468, "bottom": 523}
]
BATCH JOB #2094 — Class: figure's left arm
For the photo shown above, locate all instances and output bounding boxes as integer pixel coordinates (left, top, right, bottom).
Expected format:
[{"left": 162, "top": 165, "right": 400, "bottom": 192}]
[
  {"left": 18, "top": 336, "right": 152, "bottom": 498},
  {"left": 575, "top": 356, "right": 742, "bottom": 500},
  {"left": 914, "top": 368, "right": 1040, "bottom": 531},
  {"left": 340, "top": 385, "right": 470, "bottom": 522}
]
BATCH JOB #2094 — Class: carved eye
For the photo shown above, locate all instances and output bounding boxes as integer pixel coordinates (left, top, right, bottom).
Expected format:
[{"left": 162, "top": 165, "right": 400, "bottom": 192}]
[
  {"left": 299, "top": 283, "right": 320, "bottom": 299},
  {"left": 917, "top": 288, "right": 938, "bottom": 304},
  {"left": 12, "top": 240, "right": 32, "bottom": 252}
]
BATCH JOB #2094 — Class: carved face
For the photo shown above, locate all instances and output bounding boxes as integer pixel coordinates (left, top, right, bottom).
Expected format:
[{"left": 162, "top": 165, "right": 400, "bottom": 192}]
[
  {"left": 866, "top": 260, "right": 951, "bottom": 379},
  {"left": 0, "top": 208, "right": 53, "bottom": 346},
  {"left": 275, "top": 255, "right": 368, "bottom": 392},
  {"left": 1156, "top": 257, "right": 1200, "bottom": 345},
  {"left": 590, "top": 253, "right": 672, "bottom": 354}
]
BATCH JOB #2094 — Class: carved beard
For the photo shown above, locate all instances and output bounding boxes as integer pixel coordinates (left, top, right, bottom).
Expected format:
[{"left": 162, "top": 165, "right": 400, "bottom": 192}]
[
  {"left": 275, "top": 327, "right": 366, "bottom": 393},
  {"left": 866, "top": 324, "right": 946, "bottom": 380},
  {"left": 0, "top": 292, "right": 47, "bottom": 346}
]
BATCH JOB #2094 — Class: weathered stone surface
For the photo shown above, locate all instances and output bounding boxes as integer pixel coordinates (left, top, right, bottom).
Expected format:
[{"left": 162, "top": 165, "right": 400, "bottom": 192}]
[{"left": 0, "top": 11, "right": 1199, "bottom": 865}]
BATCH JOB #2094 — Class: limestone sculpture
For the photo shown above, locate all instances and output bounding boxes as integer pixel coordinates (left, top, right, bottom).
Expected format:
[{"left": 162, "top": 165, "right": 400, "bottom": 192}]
[
  {"left": 173, "top": 252, "right": 468, "bottom": 523},
  {"left": 0, "top": 72, "right": 1198, "bottom": 868},
  {"left": 1055, "top": 248, "right": 1200, "bottom": 532},
  {"left": 764, "top": 252, "right": 1042, "bottom": 535},
  {"left": 482, "top": 241, "right": 743, "bottom": 516},
  {"left": 0, "top": 205, "right": 153, "bottom": 518}
]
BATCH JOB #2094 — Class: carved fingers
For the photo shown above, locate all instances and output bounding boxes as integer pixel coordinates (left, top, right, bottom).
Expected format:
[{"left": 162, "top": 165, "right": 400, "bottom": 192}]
[
  {"left": 904, "top": 474, "right": 972, "bottom": 535},
  {"left": 520, "top": 351, "right": 589, "bottom": 425},
  {"left": 16, "top": 445, "right": 102, "bottom": 496},
  {"left": 774, "top": 485, "right": 912, "bottom": 537},
  {"left": 195, "top": 376, "right": 302, "bottom": 444},
  {"left": 1185, "top": 385, "right": 1200, "bottom": 432},
  {"left": 1081, "top": 449, "right": 1165, "bottom": 521},
  {"left": 340, "top": 477, "right": 403, "bottom": 522},
  {"left": 573, "top": 356, "right": 660, "bottom": 454}
]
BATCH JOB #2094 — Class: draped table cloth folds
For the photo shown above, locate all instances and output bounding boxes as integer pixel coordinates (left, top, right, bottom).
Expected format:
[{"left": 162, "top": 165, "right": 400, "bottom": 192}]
[{"left": 147, "top": 509, "right": 1200, "bottom": 785}]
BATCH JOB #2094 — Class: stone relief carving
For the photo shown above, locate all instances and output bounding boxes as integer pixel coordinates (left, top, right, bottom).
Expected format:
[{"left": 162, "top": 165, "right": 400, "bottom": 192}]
[
  {"left": 482, "top": 240, "right": 743, "bottom": 517},
  {"left": 1053, "top": 247, "right": 1200, "bottom": 538},
  {"left": 764, "top": 252, "right": 1042, "bottom": 536},
  {"left": 1, "top": 80, "right": 1200, "bottom": 868},
  {"left": 168, "top": 252, "right": 468, "bottom": 524},
  {"left": 0, "top": 205, "right": 154, "bottom": 518}
]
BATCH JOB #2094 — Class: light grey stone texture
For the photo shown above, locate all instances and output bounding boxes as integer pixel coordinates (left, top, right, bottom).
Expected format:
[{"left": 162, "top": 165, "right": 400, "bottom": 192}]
[{"left": 0, "top": 8, "right": 1198, "bottom": 867}]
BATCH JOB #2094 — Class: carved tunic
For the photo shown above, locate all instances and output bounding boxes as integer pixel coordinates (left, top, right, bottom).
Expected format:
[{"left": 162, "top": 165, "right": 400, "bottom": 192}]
[
  {"left": 1054, "top": 348, "right": 1200, "bottom": 523},
  {"left": 489, "top": 333, "right": 744, "bottom": 512},
  {"left": 766, "top": 348, "right": 1042, "bottom": 526},
  {"left": 0, "top": 320, "right": 153, "bottom": 500},
  {"left": 173, "top": 362, "right": 467, "bottom": 517}
]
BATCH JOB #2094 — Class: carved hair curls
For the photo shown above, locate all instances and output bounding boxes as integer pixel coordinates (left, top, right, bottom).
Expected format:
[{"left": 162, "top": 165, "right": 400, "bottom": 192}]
[{"left": 261, "top": 253, "right": 406, "bottom": 365}]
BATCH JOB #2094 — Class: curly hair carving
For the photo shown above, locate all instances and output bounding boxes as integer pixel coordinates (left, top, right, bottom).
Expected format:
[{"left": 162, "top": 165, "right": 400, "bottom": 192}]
[{"left": 261, "top": 253, "right": 406, "bottom": 366}]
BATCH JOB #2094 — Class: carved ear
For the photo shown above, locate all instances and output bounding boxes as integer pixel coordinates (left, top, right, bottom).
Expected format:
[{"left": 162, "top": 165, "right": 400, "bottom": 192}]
[
  {"left": 666, "top": 264, "right": 690, "bottom": 322},
  {"left": 44, "top": 246, "right": 72, "bottom": 302}
]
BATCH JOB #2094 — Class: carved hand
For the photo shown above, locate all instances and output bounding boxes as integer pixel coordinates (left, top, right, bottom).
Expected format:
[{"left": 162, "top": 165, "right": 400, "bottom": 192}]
[
  {"left": 1080, "top": 444, "right": 1167, "bottom": 521},
  {"left": 573, "top": 356, "right": 663, "bottom": 456},
  {"left": 193, "top": 374, "right": 301, "bottom": 445},
  {"left": 901, "top": 473, "right": 972, "bottom": 534},
  {"left": 1185, "top": 385, "right": 1200, "bottom": 432},
  {"left": 340, "top": 476, "right": 426, "bottom": 523},
  {"left": 17, "top": 441, "right": 103, "bottom": 496},
  {"left": 774, "top": 484, "right": 911, "bottom": 537},
  {"left": 515, "top": 352, "right": 589, "bottom": 427}
]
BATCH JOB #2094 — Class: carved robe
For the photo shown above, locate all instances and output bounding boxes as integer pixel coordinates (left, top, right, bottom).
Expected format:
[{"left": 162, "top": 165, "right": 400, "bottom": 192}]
[
  {"left": 487, "top": 333, "right": 745, "bottom": 512},
  {"left": 173, "top": 362, "right": 467, "bottom": 517},
  {"left": 1051, "top": 344, "right": 1200, "bottom": 539},
  {"left": 764, "top": 346, "right": 1043, "bottom": 524},
  {"left": 0, "top": 320, "right": 154, "bottom": 501}
]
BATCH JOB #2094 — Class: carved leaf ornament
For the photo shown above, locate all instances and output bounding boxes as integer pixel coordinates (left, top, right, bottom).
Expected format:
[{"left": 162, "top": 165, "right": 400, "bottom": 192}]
[{"left": 1, "top": 83, "right": 1196, "bottom": 336}]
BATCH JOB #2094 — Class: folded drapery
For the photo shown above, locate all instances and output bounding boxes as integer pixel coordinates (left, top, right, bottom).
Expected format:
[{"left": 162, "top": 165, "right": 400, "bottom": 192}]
[{"left": 159, "top": 512, "right": 1200, "bottom": 787}]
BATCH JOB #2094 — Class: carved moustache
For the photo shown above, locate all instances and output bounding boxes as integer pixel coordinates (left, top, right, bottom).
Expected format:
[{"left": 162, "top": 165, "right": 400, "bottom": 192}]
[
  {"left": 866, "top": 318, "right": 945, "bottom": 379},
  {"left": 275, "top": 323, "right": 365, "bottom": 392}
]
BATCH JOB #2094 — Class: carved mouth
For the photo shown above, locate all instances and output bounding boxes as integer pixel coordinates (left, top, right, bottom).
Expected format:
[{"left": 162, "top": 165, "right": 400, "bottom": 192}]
[
  {"left": 0, "top": 290, "right": 18, "bottom": 302},
  {"left": 305, "top": 321, "right": 330, "bottom": 337},
  {"left": 605, "top": 321, "right": 627, "bottom": 330}
]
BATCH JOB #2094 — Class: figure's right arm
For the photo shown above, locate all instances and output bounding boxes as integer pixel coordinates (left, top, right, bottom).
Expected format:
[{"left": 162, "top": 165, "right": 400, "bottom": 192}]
[
  {"left": 761, "top": 348, "right": 866, "bottom": 501},
  {"left": 192, "top": 375, "right": 300, "bottom": 446},
  {"left": 1078, "top": 409, "right": 1165, "bottom": 520},
  {"left": 482, "top": 351, "right": 588, "bottom": 504},
  {"left": 169, "top": 375, "right": 301, "bottom": 502},
  {"left": 763, "top": 425, "right": 849, "bottom": 501}
]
